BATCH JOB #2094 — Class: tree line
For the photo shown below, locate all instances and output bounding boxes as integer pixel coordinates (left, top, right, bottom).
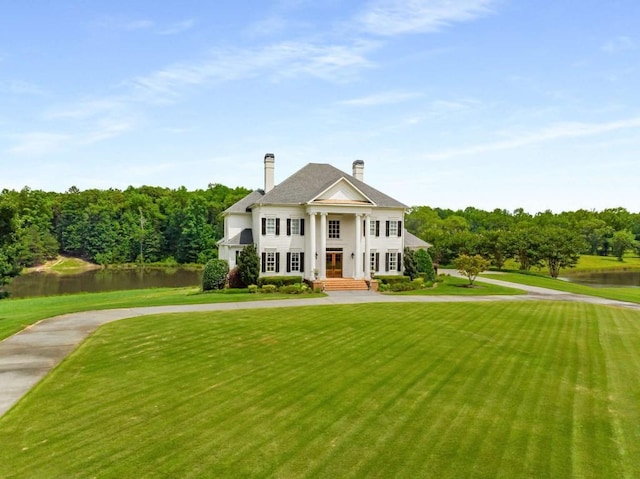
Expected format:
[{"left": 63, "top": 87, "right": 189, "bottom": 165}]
[
  {"left": 406, "top": 206, "right": 640, "bottom": 276},
  {"left": 0, "top": 184, "right": 250, "bottom": 274},
  {"left": 1, "top": 183, "right": 640, "bottom": 295}
]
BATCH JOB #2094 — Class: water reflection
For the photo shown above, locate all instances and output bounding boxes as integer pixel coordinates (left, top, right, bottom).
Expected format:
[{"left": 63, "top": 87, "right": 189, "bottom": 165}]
[
  {"left": 7, "top": 268, "right": 202, "bottom": 298},
  {"left": 562, "top": 271, "right": 640, "bottom": 288}
]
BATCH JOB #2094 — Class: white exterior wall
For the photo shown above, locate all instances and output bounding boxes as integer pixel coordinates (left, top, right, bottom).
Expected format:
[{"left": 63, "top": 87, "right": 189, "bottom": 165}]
[{"left": 221, "top": 203, "right": 406, "bottom": 279}]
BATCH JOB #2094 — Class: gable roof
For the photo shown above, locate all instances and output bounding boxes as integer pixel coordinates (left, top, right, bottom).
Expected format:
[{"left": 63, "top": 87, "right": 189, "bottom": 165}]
[
  {"left": 253, "top": 163, "right": 406, "bottom": 208},
  {"left": 223, "top": 189, "right": 264, "bottom": 214}
]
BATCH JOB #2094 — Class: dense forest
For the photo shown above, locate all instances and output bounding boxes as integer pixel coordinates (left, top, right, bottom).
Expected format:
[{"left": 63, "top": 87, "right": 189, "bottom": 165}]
[
  {"left": 406, "top": 206, "right": 640, "bottom": 269},
  {"left": 1, "top": 184, "right": 640, "bottom": 288},
  {"left": 0, "top": 184, "right": 250, "bottom": 271}
]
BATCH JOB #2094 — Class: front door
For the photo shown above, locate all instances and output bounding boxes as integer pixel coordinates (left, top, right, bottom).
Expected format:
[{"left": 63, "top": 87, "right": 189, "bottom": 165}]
[{"left": 326, "top": 252, "right": 343, "bottom": 278}]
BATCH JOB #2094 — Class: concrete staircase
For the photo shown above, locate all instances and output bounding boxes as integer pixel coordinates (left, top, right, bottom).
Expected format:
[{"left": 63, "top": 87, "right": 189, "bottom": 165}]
[{"left": 322, "top": 278, "right": 369, "bottom": 292}]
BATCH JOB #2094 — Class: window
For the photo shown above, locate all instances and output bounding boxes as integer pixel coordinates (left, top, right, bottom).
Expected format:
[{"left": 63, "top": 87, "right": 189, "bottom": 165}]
[
  {"left": 262, "top": 217, "right": 280, "bottom": 235},
  {"left": 388, "top": 251, "right": 397, "bottom": 271},
  {"left": 370, "top": 252, "right": 379, "bottom": 272},
  {"left": 328, "top": 220, "right": 340, "bottom": 239},
  {"left": 386, "top": 220, "right": 402, "bottom": 237},
  {"left": 287, "top": 218, "right": 305, "bottom": 236},
  {"left": 290, "top": 252, "right": 300, "bottom": 271},
  {"left": 265, "top": 251, "right": 276, "bottom": 272},
  {"left": 266, "top": 218, "right": 276, "bottom": 235},
  {"left": 370, "top": 220, "right": 377, "bottom": 236}
]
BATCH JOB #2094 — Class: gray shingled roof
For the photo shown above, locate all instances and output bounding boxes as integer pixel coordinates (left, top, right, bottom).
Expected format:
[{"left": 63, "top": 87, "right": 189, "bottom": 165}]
[
  {"left": 256, "top": 163, "right": 407, "bottom": 208},
  {"left": 217, "top": 228, "right": 254, "bottom": 246},
  {"left": 223, "top": 189, "right": 264, "bottom": 214},
  {"left": 404, "top": 230, "right": 432, "bottom": 249}
]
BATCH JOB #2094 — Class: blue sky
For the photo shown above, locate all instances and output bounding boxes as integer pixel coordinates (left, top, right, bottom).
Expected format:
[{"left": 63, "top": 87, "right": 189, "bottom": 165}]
[{"left": 1, "top": 0, "right": 639, "bottom": 213}]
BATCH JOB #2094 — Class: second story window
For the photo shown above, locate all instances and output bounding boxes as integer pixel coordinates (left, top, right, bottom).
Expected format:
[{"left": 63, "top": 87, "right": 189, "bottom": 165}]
[
  {"left": 266, "top": 218, "right": 276, "bottom": 235},
  {"left": 328, "top": 220, "right": 340, "bottom": 239}
]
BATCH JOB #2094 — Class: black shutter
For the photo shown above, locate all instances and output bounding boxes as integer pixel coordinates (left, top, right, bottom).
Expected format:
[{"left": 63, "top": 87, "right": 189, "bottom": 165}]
[
  {"left": 286, "top": 252, "right": 291, "bottom": 272},
  {"left": 398, "top": 252, "right": 402, "bottom": 272},
  {"left": 375, "top": 253, "right": 380, "bottom": 272},
  {"left": 300, "top": 219, "right": 305, "bottom": 236},
  {"left": 275, "top": 252, "right": 280, "bottom": 272},
  {"left": 275, "top": 218, "right": 280, "bottom": 236},
  {"left": 397, "top": 221, "right": 402, "bottom": 237},
  {"left": 363, "top": 220, "right": 366, "bottom": 236},
  {"left": 385, "top": 221, "right": 390, "bottom": 237},
  {"left": 300, "top": 252, "right": 305, "bottom": 272},
  {"left": 376, "top": 221, "right": 380, "bottom": 237},
  {"left": 287, "top": 219, "right": 291, "bottom": 236},
  {"left": 363, "top": 253, "right": 365, "bottom": 272},
  {"left": 385, "top": 253, "right": 389, "bottom": 272},
  {"left": 261, "top": 252, "right": 266, "bottom": 273},
  {"left": 261, "top": 218, "right": 266, "bottom": 235}
]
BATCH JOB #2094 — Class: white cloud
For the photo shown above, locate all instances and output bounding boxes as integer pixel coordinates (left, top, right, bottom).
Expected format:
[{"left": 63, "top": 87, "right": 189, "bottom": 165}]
[
  {"left": 340, "top": 90, "right": 422, "bottom": 106},
  {"left": 130, "top": 40, "right": 375, "bottom": 98},
  {"left": 424, "top": 116, "right": 640, "bottom": 161},
  {"left": 357, "top": 0, "right": 497, "bottom": 36},
  {"left": 601, "top": 36, "right": 636, "bottom": 54},
  {"left": 124, "top": 19, "right": 155, "bottom": 31}
]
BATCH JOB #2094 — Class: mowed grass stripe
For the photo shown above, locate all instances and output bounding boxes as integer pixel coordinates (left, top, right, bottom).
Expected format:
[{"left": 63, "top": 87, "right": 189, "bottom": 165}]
[{"left": 2, "top": 302, "right": 640, "bottom": 478}]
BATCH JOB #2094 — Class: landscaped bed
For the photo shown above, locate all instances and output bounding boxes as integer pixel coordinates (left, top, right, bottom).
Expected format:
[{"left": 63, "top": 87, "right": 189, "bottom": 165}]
[{"left": 1, "top": 302, "right": 639, "bottom": 477}]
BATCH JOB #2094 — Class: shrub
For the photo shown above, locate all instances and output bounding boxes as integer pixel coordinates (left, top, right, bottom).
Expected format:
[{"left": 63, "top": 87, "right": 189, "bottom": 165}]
[
  {"left": 403, "top": 248, "right": 418, "bottom": 280},
  {"left": 227, "top": 267, "right": 244, "bottom": 289},
  {"left": 415, "top": 248, "right": 437, "bottom": 282},
  {"left": 373, "top": 275, "right": 411, "bottom": 285},
  {"left": 202, "top": 259, "right": 229, "bottom": 291},
  {"left": 248, "top": 284, "right": 258, "bottom": 294},
  {"left": 260, "top": 284, "right": 278, "bottom": 293},
  {"left": 237, "top": 244, "right": 260, "bottom": 287},
  {"left": 257, "top": 276, "right": 302, "bottom": 287},
  {"left": 279, "top": 284, "right": 304, "bottom": 294}
]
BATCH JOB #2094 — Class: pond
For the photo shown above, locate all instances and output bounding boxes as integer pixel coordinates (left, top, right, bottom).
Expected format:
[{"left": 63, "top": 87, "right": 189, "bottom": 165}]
[
  {"left": 562, "top": 271, "right": 640, "bottom": 288},
  {"left": 6, "top": 267, "right": 203, "bottom": 298}
]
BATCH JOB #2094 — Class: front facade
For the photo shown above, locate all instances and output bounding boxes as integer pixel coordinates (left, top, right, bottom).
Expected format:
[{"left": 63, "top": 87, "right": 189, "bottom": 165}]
[{"left": 218, "top": 154, "right": 426, "bottom": 281}]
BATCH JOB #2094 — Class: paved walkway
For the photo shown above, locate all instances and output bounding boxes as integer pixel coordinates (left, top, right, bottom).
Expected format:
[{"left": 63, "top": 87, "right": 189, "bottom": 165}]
[{"left": 1, "top": 274, "right": 639, "bottom": 417}]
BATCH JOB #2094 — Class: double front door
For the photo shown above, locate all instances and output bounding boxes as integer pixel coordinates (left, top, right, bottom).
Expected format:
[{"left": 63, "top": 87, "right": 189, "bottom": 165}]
[{"left": 326, "top": 252, "right": 343, "bottom": 278}]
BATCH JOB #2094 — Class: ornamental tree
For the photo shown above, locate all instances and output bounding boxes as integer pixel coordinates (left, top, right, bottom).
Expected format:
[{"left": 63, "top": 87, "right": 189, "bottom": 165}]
[{"left": 454, "top": 254, "right": 490, "bottom": 286}]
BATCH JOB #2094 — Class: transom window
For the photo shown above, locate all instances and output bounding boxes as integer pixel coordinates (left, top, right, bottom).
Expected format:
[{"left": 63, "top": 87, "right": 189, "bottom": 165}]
[
  {"left": 290, "top": 252, "right": 301, "bottom": 272},
  {"left": 388, "top": 252, "right": 398, "bottom": 271},
  {"left": 328, "top": 220, "right": 340, "bottom": 239},
  {"left": 291, "top": 218, "right": 300, "bottom": 235},
  {"left": 266, "top": 218, "right": 276, "bottom": 235},
  {"left": 265, "top": 251, "right": 276, "bottom": 272},
  {"left": 388, "top": 220, "right": 399, "bottom": 237}
]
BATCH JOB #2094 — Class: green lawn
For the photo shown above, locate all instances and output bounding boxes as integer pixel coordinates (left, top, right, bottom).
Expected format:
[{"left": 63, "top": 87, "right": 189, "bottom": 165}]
[
  {"left": 497, "top": 254, "right": 640, "bottom": 274},
  {"left": 2, "top": 302, "right": 639, "bottom": 478},
  {"left": 482, "top": 272, "right": 640, "bottom": 303},
  {"left": 388, "top": 275, "right": 525, "bottom": 296},
  {"left": 0, "top": 287, "right": 324, "bottom": 341}
]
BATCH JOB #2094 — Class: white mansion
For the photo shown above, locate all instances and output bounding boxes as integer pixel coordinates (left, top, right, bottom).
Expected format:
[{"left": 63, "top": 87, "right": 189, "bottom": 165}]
[{"left": 218, "top": 154, "right": 428, "bottom": 282}]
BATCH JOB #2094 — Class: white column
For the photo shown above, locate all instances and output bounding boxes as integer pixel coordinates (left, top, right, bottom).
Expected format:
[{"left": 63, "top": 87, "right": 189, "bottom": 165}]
[
  {"left": 319, "top": 213, "right": 327, "bottom": 280},
  {"left": 308, "top": 212, "right": 317, "bottom": 280},
  {"left": 364, "top": 214, "right": 371, "bottom": 279},
  {"left": 355, "top": 214, "right": 362, "bottom": 279}
]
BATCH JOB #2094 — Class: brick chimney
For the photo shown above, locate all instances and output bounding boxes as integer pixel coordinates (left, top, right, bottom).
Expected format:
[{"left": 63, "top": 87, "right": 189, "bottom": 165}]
[
  {"left": 264, "top": 153, "right": 275, "bottom": 192},
  {"left": 352, "top": 160, "right": 364, "bottom": 182}
]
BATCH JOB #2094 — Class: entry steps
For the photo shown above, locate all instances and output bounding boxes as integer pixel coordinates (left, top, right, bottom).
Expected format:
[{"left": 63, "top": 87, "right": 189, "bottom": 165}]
[{"left": 322, "top": 278, "right": 369, "bottom": 292}]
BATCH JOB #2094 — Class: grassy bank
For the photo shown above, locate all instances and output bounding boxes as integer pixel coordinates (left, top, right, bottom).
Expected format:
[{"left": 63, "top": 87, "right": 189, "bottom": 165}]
[
  {"left": 0, "top": 288, "right": 324, "bottom": 341},
  {"left": 2, "top": 302, "right": 639, "bottom": 477},
  {"left": 482, "top": 272, "right": 640, "bottom": 303}
]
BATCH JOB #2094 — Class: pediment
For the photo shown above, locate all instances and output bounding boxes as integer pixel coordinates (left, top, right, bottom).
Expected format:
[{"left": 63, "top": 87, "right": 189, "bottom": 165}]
[{"left": 310, "top": 178, "right": 375, "bottom": 206}]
